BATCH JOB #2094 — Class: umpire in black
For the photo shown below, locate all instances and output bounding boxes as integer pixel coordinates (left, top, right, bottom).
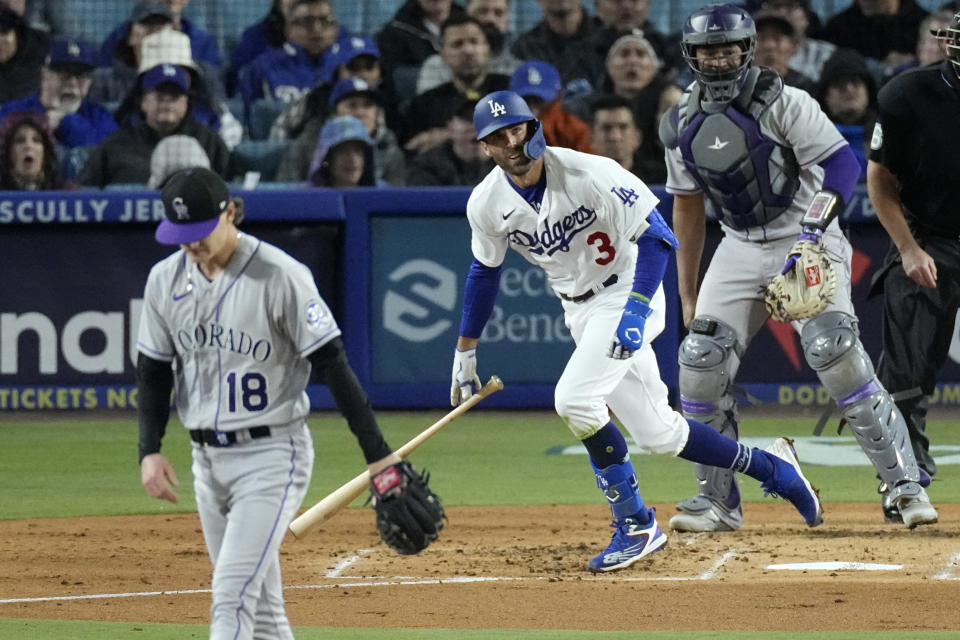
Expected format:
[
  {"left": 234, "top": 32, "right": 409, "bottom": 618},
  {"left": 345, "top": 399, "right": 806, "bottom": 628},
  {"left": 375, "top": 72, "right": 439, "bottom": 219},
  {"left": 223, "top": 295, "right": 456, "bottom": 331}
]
[{"left": 866, "top": 11, "right": 960, "bottom": 480}]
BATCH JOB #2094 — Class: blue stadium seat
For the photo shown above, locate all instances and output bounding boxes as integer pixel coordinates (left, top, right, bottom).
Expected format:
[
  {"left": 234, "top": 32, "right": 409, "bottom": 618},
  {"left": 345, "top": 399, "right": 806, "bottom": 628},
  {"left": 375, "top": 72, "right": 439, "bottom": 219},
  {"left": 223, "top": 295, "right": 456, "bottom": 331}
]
[
  {"left": 392, "top": 65, "right": 421, "bottom": 103},
  {"left": 60, "top": 145, "right": 95, "bottom": 182},
  {"left": 247, "top": 98, "right": 287, "bottom": 140},
  {"left": 229, "top": 139, "right": 291, "bottom": 182}
]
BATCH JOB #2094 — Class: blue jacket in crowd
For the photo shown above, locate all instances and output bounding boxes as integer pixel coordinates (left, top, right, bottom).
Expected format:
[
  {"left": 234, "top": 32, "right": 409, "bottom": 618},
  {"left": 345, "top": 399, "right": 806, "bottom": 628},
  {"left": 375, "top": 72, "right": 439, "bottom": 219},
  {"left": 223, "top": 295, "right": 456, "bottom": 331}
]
[
  {"left": 238, "top": 31, "right": 353, "bottom": 107},
  {"left": 0, "top": 93, "right": 118, "bottom": 147}
]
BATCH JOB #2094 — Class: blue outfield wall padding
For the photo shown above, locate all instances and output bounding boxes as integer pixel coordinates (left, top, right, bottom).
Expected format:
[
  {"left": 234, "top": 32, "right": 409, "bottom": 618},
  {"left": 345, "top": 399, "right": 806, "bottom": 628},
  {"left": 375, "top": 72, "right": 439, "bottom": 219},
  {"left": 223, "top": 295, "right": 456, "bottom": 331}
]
[{"left": 1, "top": 185, "right": 946, "bottom": 411}]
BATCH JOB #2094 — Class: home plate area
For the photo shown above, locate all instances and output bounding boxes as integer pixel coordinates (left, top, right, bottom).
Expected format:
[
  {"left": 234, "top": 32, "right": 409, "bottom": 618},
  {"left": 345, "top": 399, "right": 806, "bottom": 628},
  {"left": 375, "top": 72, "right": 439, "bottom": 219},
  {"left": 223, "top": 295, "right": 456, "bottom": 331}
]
[
  {"left": 2, "top": 504, "right": 959, "bottom": 631},
  {"left": 307, "top": 503, "right": 960, "bottom": 584}
]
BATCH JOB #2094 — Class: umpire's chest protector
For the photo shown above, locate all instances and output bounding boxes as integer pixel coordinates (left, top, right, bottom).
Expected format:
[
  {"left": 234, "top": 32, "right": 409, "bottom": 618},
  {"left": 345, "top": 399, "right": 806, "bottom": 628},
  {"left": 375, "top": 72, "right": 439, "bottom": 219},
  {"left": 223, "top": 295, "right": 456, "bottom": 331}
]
[{"left": 660, "top": 67, "right": 801, "bottom": 230}]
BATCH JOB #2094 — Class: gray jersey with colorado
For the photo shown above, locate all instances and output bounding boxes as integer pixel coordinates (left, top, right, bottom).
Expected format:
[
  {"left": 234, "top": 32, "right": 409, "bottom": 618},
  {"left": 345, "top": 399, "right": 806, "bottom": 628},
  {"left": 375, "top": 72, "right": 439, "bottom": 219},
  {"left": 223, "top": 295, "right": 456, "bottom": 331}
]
[
  {"left": 137, "top": 233, "right": 340, "bottom": 431},
  {"left": 663, "top": 70, "right": 846, "bottom": 242}
]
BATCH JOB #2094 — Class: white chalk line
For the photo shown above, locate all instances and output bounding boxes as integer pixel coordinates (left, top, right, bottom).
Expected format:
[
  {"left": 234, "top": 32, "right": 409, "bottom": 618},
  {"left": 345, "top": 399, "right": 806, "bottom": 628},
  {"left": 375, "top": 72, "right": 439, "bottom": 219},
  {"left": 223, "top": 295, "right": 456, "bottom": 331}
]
[
  {"left": 324, "top": 549, "right": 372, "bottom": 578},
  {"left": 4, "top": 547, "right": 954, "bottom": 604},
  {"left": 934, "top": 552, "right": 960, "bottom": 581}
]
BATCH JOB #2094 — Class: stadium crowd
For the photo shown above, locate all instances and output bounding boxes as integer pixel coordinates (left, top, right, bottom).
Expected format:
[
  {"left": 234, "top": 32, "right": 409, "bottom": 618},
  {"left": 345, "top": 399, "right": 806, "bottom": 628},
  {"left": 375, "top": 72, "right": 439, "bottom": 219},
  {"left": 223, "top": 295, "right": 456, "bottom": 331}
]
[{"left": 0, "top": 0, "right": 956, "bottom": 191}]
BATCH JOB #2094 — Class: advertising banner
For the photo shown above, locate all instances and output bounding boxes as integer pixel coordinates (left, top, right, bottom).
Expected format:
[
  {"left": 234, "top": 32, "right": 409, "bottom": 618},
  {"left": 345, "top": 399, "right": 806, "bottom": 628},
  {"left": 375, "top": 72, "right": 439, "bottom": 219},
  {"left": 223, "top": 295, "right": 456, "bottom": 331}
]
[{"left": 0, "top": 192, "right": 342, "bottom": 410}]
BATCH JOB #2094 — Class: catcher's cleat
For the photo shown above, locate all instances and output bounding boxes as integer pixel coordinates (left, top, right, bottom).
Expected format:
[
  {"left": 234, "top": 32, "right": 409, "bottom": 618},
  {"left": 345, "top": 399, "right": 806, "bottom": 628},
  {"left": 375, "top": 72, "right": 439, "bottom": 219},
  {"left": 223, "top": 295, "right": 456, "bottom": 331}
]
[
  {"left": 669, "top": 495, "right": 743, "bottom": 532},
  {"left": 760, "top": 437, "right": 824, "bottom": 527},
  {"left": 587, "top": 508, "right": 667, "bottom": 573},
  {"left": 879, "top": 470, "right": 932, "bottom": 524},
  {"left": 882, "top": 481, "right": 938, "bottom": 529}
]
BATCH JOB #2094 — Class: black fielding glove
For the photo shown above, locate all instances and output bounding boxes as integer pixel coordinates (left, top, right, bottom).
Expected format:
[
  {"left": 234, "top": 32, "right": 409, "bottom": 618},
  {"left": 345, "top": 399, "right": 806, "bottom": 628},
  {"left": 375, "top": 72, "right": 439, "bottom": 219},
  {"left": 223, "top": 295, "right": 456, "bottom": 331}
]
[{"left": 370, "top": 461, "right": 445, "bottom": 555}]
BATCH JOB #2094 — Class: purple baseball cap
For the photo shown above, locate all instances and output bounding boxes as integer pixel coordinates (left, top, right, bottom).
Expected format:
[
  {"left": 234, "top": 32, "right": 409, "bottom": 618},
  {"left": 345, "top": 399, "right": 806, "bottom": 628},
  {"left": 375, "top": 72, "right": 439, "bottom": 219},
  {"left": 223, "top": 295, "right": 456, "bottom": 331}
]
[
  {"left": 156, "top": 168, "right": 229, "bottom": 245},
  {"left": 141, "top": 63, "right": 190, "bottom": 93}
]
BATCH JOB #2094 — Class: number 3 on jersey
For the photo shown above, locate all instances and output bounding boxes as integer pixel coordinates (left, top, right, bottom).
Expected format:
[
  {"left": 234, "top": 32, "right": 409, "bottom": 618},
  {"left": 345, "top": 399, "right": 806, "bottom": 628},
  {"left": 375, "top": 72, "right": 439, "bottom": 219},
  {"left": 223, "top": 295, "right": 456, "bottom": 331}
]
[
  {"left": 587, "top": 231, "right": 615, "bottom": 265},
  {"left": 226, "top": 372, "right": 268, "bottom": 412}
]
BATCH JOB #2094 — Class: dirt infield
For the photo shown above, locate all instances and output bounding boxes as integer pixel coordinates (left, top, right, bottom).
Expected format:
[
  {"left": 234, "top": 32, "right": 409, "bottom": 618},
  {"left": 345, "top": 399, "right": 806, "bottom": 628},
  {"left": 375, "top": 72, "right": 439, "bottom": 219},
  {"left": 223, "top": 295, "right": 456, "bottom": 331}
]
[{"left": 1, "top": 503, "right": 958, "bottom": 632}]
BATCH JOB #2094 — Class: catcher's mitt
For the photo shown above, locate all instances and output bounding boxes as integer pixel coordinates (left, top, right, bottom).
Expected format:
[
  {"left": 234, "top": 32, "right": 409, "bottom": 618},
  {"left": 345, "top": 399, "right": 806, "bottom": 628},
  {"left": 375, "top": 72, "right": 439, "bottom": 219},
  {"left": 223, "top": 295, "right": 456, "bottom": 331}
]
[
  {"left": 370, "top": 461, "right": 445, "bottom": 555},
  {"left": 764, "top": 239, "right": 838, "bottom": 322}
]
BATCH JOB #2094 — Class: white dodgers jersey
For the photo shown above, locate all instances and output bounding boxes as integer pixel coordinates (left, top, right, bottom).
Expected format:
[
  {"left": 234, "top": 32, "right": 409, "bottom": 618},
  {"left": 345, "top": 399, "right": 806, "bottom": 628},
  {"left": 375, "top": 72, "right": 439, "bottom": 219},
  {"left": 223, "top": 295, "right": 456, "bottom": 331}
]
[
  {"left": 467, "top": 147, "right": 659, "bottom": 298},
  {"left": 137, "top": 234, "right": 341, "bottom": 431}
]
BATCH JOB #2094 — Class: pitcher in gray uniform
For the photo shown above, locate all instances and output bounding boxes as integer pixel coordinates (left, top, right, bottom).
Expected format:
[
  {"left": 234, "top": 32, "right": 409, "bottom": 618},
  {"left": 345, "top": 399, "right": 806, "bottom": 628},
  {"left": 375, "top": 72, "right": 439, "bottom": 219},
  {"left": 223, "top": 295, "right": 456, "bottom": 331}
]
[
  {"left": 659, "top": 3, "right": 937, "bottom": 531},
  {"left": 136, "top": 168, "right": 443, "bottom": 639}
]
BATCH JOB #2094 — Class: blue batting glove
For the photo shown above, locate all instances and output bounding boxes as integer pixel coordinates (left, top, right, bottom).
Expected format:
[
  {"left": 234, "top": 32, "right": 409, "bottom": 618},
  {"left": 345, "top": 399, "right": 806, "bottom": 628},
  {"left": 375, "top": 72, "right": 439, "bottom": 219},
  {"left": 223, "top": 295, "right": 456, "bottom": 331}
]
[{"left": 609, "top": 293, "right": 653, "bottom": 360}]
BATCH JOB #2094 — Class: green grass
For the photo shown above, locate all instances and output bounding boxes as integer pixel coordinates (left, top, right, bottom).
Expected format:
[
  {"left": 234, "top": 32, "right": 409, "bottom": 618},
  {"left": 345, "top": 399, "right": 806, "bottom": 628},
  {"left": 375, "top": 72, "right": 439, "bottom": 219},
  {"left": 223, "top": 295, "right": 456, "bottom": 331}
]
[
  {"left": 1, "top": 620, "right": 958, "bottom": 640},
  {"left": 2, "top": 411, "right": 959, "bottom": 639},
  {"left": 1, "top": 411, "right": 957, "bottom": 520}
]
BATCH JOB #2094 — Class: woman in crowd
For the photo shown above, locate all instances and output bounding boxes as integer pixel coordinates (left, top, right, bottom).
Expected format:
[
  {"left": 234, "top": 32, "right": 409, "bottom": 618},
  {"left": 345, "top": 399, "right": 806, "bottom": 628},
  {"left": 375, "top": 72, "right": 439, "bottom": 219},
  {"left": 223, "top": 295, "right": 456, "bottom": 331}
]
[{"left": 0, "top": 111, "right": 70, "bottom": 190}]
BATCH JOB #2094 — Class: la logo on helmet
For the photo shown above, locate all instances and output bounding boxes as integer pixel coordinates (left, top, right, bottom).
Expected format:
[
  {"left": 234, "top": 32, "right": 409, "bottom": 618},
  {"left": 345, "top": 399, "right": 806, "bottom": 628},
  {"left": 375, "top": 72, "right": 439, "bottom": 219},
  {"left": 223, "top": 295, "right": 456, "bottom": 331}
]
[{"left": 488, "top": 100, "right": 506, "bottom": 117}]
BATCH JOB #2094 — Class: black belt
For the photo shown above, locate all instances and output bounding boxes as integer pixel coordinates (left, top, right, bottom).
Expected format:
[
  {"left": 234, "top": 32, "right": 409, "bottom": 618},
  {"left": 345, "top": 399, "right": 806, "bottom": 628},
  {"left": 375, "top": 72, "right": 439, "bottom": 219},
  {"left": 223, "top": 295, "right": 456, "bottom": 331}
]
[
  {"left": 190, "top": 426, "right": 271, "bottom": 447},
  {"left": 559, "top": 274, "right": 618, "bottom": 303}
]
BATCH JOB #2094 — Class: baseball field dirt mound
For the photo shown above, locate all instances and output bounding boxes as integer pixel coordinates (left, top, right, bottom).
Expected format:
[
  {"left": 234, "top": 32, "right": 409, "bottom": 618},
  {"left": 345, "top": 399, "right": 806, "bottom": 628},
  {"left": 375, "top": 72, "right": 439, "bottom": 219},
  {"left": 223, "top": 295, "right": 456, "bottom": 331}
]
[{"left": 1, "top": 503, "right": 958, "bottom": 632}]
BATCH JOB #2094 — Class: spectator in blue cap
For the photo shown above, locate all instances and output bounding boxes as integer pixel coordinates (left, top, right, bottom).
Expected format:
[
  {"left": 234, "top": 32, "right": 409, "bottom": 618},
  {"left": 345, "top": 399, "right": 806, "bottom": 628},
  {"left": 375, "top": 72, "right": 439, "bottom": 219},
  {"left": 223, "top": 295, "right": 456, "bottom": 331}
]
[
  {"left": 0, "top": 37, "right": 118, "bottom": 148},
  {"left": 0, "top": 2, "right": 48, "bottom": 103},
  {"left": 307, "top": 114, "right": 381, "bottom": 187},
  {"left": 98, "top": 0, "right": 221, "bottom": 69},
  {"left": 270, "top": 36, "right": 386, "bottom": 143},
  {"left": 80, "top": 63, "right": 228, "bottom": 187},
  {"left": 324, "top": 35, "right": 383, "bottom": 89},
  {"left": 278, "top": 77, "right": 404, "bottom": 185},
  {"left": 510, "top": 59, "right": 593, "bottom": 153},
  {"left": 272, "top": 34, "right": 401, "bottom": 144}
]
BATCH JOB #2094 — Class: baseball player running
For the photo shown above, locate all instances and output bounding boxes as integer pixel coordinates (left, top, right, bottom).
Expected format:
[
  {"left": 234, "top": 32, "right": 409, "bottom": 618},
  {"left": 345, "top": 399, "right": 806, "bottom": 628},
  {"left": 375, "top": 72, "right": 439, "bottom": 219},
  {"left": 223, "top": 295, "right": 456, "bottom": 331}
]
[
  {"left": 660, "top": 4, "right": 936, "bottom": 532},
  {"left": 136, "top": 168, "right": 443, "bottom": 639},
  {"left": 451, "top": 89, "right": 823, "bottom": 573}
]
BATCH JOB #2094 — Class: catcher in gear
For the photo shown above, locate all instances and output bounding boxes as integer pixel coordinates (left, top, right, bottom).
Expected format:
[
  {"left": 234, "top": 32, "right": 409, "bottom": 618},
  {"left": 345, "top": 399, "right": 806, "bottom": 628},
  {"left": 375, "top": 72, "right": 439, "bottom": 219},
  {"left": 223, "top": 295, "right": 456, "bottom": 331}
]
[
  {"left": 137, "top": 169, "right": 443, "bottom": 640},
  {"left": 661, "top": 3, "right": 936, "bottom": 534}
]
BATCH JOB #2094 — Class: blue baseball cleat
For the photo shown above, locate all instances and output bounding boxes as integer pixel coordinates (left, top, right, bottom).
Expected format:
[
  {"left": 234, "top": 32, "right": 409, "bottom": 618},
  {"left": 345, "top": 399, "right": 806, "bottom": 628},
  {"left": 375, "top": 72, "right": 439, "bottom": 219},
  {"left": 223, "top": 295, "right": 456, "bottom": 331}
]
[
  {"left": 760, "top": 437, "right": 824, "bottom": 527},
  {"left": 587, "top": 507, "right": 667, "bottom": 573}
]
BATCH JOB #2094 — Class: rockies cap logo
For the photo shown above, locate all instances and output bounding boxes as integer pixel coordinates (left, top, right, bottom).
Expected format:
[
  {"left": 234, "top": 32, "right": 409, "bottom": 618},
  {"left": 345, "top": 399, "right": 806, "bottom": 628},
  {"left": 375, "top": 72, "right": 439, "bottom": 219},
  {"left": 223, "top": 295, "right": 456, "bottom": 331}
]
[
  {"left": 172, "top": 196, "right": 189, "bottom": 220},
  {"left": 488, "top": 99, "right": 506, "bottom": 117}
]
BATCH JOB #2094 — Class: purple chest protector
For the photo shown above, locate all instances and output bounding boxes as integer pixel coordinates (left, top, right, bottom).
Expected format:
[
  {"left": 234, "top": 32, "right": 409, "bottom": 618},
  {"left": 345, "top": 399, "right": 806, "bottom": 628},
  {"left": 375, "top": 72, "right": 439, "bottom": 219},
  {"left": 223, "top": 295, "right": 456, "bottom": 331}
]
[{"left": 666, "top": 68, "right": 800, "bottom": 230}]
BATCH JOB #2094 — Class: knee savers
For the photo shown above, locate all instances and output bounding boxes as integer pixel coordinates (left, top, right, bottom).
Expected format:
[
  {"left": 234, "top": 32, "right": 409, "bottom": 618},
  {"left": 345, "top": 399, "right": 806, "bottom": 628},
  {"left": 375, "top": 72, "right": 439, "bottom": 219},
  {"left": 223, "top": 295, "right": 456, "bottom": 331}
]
[
  {"left": 801, "top": 312, "right": 875, "bottom": 399},
  {"left": 678, "top": 317, "right": 738, "bottom": 415}
]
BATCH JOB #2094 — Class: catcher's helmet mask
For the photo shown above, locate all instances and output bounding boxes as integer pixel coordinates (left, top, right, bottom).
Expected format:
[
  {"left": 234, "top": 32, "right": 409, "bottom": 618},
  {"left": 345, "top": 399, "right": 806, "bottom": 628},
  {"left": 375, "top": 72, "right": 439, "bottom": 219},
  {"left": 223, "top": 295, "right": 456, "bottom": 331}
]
[
  {"left": 681, "top": 3, "right": 757, "bottom": 103},
  {"left": 932, "top": 11, "right": 960, "bottom": 79},
  {"left": 473, "top": 89, "right": 546, "bottom": 160}
]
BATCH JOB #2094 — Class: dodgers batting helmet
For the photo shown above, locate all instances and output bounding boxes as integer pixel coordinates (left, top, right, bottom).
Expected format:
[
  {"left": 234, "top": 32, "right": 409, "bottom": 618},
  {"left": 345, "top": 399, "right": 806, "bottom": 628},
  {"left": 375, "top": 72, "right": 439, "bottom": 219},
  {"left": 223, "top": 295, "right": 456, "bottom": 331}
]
[
  {"left": 473, "top": 90, "right": 546, "bottom": 160},
  {"left": 681, "top": 3, "right": 756, "bottom": 103}
]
